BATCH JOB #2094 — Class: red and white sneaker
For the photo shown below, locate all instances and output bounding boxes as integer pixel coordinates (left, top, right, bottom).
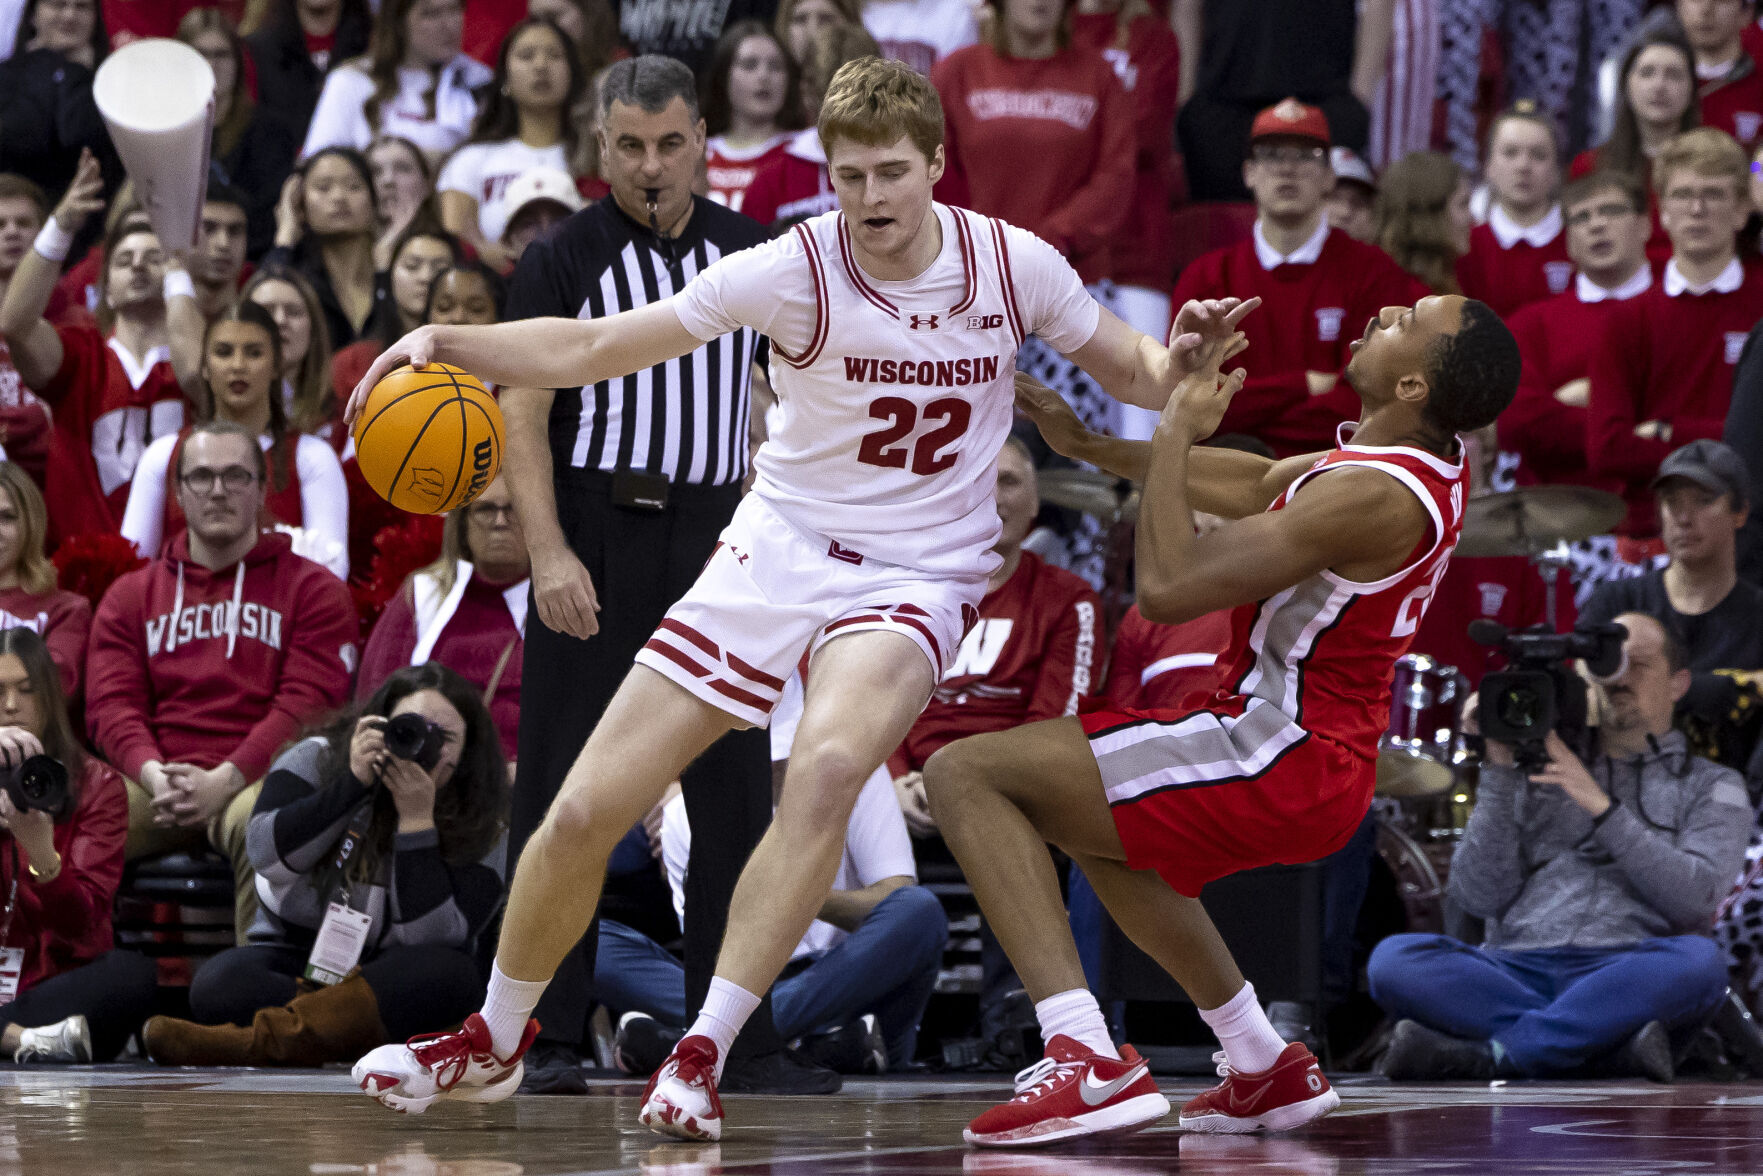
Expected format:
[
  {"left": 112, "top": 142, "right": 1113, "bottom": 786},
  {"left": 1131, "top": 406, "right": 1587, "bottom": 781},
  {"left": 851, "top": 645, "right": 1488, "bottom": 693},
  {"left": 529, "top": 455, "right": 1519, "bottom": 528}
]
[
  {"left": 639, "top": 1035, "right": 725, "bottom": 1142},
  {"left": 351, "top": 1014, "right": 538, "bottom": 1115},
  {"left": 964, "top": 1035, "right": 1170, "bottom": 1148},
  {"left": 1178, "top": 1043, "right": 1340, "bottom": 1134}
]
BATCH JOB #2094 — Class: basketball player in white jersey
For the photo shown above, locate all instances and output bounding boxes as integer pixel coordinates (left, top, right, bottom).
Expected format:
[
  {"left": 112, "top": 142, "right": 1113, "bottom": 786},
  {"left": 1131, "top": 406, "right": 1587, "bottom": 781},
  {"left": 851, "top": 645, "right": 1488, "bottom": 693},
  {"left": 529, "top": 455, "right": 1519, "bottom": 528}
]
[{"left": 341, "top": 56, "right": 1253, "bottom": 1141}]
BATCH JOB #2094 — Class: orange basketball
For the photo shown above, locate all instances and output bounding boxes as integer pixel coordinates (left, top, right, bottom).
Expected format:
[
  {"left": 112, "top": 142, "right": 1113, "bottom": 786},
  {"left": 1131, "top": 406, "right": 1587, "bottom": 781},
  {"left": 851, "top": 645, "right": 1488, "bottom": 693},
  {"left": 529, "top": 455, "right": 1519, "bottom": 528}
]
[{"left": 351, "top": 363, "right": 504, "bottom": 515}]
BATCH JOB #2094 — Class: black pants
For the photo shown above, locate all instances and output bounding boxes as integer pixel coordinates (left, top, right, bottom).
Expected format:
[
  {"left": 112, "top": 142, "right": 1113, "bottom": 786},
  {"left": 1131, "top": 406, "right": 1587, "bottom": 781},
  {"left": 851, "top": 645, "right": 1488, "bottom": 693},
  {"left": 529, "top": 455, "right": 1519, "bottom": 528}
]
[
  {"left": 512, "top": 469, "right": 780, "bottom": 1054},
  {"left": 190, "top": 944, "right": 485, "bottom": 1042},
  {"left": 0, "top": 950, "right": 158, "bottom": 1061},
  {"left": 1177, "top": 91, "right": 1371, "bottom": 201}
]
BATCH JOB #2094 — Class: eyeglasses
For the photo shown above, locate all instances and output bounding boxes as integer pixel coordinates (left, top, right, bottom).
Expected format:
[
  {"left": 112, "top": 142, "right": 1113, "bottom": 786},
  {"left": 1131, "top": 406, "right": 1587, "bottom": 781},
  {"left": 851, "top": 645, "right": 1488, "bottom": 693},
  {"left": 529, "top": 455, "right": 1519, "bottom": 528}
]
[
  {"left": 1663, "top": 185, "right": 1738, "bottom": 209},
  {"left": 1250, "top": 144, "right": 1327, "bottom": 166},
  {"left": 179, "top": 466, "right": 257, "bottom": 494},
  {"left": 467, "top": 502, "right": 516, "bottom": 523}
]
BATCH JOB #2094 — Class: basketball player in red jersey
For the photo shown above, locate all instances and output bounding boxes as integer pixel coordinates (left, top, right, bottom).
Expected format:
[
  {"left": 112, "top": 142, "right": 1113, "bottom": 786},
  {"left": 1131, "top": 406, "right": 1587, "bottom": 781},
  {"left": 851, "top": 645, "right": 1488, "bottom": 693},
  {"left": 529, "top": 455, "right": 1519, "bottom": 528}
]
[{"left": 927, "top": 292, "right": 1520, "bottom": 1145}]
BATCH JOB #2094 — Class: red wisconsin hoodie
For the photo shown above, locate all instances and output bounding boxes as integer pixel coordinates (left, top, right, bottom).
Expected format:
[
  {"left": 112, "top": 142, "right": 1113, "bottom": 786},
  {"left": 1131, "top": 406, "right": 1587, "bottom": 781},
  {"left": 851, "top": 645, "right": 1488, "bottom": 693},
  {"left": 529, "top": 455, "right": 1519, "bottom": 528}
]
[{"left": 85, "top": 530, "right": 358, "bottom": 784}]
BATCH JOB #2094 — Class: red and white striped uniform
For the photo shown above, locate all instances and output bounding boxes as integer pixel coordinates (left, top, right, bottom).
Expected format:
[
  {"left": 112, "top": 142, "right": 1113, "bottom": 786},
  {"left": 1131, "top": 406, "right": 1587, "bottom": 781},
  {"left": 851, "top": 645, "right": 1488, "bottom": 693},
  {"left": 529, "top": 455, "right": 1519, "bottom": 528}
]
[
  {"left": 1368, "top": 0, "right": 1442, "bottom": 170},
  {"left": 1084, "top": 428, "right": 1469, "bottom": 895}
]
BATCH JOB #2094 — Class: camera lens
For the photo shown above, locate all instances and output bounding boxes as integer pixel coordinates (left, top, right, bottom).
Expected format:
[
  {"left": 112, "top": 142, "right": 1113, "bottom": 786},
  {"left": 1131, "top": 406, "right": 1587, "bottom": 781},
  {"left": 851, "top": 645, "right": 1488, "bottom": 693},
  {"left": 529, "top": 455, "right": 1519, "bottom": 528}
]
[{"left": 1494, "top": 684, "right": 1545, "bottom": 732}]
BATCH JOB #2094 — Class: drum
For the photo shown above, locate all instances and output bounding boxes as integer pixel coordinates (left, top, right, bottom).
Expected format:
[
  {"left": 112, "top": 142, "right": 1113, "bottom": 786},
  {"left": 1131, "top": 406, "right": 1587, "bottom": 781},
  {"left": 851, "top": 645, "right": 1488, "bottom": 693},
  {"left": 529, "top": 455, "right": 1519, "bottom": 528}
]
[{"left": 1377, "top": 655, "right": 1465, "bottom": 797}]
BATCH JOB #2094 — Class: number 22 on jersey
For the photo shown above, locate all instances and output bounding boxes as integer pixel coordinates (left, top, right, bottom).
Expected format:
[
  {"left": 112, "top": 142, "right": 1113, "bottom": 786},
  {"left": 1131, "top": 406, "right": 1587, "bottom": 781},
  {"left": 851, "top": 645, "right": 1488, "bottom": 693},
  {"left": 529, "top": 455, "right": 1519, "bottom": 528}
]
[{"left": 858, "top": 396, "right": 973, "bottom": 475}]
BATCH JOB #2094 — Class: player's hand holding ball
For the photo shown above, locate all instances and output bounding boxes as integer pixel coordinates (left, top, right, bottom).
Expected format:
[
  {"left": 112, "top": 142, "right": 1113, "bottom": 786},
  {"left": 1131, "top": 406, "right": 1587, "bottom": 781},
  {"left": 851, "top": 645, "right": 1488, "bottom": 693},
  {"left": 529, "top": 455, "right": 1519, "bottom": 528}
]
[{"left": 349, "top": 354, "right": 503, "bottom": 516}]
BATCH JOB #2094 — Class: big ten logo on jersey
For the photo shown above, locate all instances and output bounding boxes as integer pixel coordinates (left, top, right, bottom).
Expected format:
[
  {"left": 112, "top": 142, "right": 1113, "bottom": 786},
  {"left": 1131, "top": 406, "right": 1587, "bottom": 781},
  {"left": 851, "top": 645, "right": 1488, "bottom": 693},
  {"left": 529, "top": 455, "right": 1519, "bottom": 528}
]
[
  {"left": 966, "top": 314, "right": 1004, "bottom": 330},
  {"left": 1543, "top": 261, "right": 1574, "bottom": 296},
  {"left": 945, "top": 618, "right": 1014, "bottom": 679},
  {"left": 1314, "top": 307, "right": 1345, "bottom": 342}
]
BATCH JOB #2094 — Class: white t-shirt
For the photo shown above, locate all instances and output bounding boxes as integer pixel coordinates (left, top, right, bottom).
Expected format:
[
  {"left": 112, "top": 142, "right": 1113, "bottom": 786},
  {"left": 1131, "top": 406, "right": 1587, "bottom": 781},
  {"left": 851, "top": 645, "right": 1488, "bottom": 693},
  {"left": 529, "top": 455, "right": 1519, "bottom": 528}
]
[
  {"left": 121, "top": 432, "right": 351, "bottom": 580},
  {"left": 661, "top": 766, "right": 917, "bottom": 959},
  {"left": 437, "top": 139, "right": 570, "bottom": 242},
  {"left": 863, "top": 0, "right": 980, "bottom": 76},
  {"left": 674, "top": 204, "right": 1098, "bottom": 576},
  {"left": 302, "top": 55, "right": 494, "bottom": 158}
]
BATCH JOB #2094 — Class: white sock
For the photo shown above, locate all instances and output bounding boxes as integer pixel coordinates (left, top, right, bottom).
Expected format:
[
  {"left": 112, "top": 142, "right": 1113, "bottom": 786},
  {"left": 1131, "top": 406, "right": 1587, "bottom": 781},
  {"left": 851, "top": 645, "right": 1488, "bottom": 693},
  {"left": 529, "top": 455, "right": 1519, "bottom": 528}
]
[
  {"left": 1197, "top": 982, "right": 1287, "bottom": 1074},
  {"left": 1034, "top": 989, "right": 1120, "bottom": 1059},
  {"left": 684, "top": 977, "right": 761, "bottom": 1080},
  {"left": 482, "top": 961, "right": 549, "bottom": 1056}
]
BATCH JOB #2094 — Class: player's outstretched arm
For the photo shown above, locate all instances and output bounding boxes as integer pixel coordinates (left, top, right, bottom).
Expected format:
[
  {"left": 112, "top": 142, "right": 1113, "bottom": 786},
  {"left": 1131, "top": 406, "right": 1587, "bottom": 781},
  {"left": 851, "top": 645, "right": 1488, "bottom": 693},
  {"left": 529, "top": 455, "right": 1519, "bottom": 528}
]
[
  {"left": 1135, "top": 342, "right": 1428, "bottom": 623},
  {"left": 343, "top": 300, "right": 701, "bottom": 426},
  {"left": 1066, "top": 296, "right": 1260, "bottom": 411}
]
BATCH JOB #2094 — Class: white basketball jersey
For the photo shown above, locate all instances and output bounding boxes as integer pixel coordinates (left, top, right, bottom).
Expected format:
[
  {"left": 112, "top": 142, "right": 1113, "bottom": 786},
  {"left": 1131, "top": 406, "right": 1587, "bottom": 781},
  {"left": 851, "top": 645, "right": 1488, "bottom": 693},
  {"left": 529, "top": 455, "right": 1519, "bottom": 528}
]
[
  {"left": 764, "top": 207, "right": 1032, "bottom": 575},
  {"left": 674, "top": 203, "right": 1099, "bottom": 577}
]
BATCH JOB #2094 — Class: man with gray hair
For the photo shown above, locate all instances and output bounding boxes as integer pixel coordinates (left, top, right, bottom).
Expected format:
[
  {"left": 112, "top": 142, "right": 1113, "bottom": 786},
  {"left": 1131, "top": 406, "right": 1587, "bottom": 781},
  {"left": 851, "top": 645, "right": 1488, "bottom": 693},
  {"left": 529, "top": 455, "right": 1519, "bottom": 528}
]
[{"left": 491, "top": 55, "right": 819, "bottom": 1094}]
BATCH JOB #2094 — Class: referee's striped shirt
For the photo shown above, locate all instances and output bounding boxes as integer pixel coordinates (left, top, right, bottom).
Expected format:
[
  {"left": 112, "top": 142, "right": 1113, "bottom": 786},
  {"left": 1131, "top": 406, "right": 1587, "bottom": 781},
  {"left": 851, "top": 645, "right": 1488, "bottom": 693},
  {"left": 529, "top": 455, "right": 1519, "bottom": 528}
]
[{"left": 505, "top": 196, "right": 770, "bottom": 486}]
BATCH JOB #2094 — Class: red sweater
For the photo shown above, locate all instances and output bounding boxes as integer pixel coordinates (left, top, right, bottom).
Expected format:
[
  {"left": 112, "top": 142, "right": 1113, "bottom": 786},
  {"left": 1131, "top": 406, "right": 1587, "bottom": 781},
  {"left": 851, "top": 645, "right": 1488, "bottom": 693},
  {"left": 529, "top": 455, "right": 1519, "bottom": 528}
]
[
  {"left": 1588, "top": 260, "right": 1763, "bottom": 535},
  {"left": 358, "top": 568, "right": 525, "bottom": 760},
  {"left": 1699, "top": 55, "right": 1763, "bottom": 151},
  {"left": 1455, "top": 219, "right": 1574, "bottom": 320},
  {"left": 888, "top": 552, "right": 1099, "bottom": 775},
  {"left": 3, "top": 759, "right": 126, "bottom": 997},
  {"left": 38, "top": 326, "right": 184, "bottom": 546},
  {"left": 932, "top": 44, "right": 1135, "bottom": 283},
  {"left": 742, "top": 136, "right": 837, "bottom": 229},
  {"left": 1498, "top": 281, "right": 1643, "bottom": 493},
  {"left": 1170, "top": 226, "right": 1429, "bottom": 455},
  {"left": 0, "top": 586, "right": 91, "bottom": 699},
  {"left": 1104, "top": 604, "right": 1233, "bottom": 710},
  {"left": 1069, "top": 11, "right": 1180, "bottom": 291},
  {"left": 0, "top": 339, "right": 51, "bottom": 490},
  {"left": 85, "top": 530, "right": 357, "bottom": 784}
]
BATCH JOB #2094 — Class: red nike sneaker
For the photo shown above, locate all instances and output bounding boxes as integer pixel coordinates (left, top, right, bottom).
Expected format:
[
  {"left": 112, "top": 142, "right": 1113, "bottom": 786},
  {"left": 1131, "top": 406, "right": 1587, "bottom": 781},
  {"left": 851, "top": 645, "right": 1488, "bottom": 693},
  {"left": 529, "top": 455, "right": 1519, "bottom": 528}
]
[
  {"left": 964, "top": 1035, "right": 1170, "bottom": 1147},
  {"left": 1178, "top": 1043, "right": 1340, "bottom": 1133},
  {"left": 352, "top": 1014, "right": 538, "bottom": 1114},
  {"left": 639, "top": 1035, "right": 725, "bottom": 1142}
]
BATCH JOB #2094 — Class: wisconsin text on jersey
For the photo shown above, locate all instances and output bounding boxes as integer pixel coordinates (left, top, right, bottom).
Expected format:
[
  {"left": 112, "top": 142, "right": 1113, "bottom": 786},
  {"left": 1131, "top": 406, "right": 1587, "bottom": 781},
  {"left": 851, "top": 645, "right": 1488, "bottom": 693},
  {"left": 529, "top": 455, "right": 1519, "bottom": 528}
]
[{"left": 841, "top": 356, "right": 1004, "bottom": 386}]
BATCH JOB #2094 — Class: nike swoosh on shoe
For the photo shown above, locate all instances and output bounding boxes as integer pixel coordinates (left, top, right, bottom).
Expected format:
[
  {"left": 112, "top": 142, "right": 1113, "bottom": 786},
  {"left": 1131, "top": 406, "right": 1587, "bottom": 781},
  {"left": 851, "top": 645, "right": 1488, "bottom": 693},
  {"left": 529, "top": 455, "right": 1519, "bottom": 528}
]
[{"left": 1078, "top": 1061, "right": 1148, "bottom": 1106}]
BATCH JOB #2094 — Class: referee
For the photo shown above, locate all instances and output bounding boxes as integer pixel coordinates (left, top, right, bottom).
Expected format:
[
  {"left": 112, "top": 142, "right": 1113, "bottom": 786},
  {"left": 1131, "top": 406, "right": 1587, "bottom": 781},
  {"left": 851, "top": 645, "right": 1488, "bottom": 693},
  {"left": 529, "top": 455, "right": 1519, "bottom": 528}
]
[{"left": 500, "top": 56, "right": 828, "bottom": 1094}]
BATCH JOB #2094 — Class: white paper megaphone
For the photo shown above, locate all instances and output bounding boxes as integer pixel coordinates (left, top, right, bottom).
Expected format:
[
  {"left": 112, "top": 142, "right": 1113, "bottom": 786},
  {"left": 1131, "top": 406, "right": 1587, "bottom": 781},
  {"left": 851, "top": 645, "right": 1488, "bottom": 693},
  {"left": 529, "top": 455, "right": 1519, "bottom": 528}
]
[{"left": 93, "top": 39, "right": 216, "bottom": 252}]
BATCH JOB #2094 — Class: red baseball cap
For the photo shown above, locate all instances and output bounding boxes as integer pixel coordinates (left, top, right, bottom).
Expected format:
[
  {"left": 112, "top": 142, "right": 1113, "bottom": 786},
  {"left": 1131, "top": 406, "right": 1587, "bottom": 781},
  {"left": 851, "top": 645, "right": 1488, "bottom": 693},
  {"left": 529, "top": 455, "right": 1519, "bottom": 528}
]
[{"left": 1250, "top": 98, "right": 1331, "bottom": 148}]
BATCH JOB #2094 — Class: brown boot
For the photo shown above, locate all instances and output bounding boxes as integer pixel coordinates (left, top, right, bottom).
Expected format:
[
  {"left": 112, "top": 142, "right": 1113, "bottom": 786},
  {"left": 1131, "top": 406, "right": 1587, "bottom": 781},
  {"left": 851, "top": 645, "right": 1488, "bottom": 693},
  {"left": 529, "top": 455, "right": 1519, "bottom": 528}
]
[{"left": 145, "top": 972, "right": 388, "bottom": 1067}]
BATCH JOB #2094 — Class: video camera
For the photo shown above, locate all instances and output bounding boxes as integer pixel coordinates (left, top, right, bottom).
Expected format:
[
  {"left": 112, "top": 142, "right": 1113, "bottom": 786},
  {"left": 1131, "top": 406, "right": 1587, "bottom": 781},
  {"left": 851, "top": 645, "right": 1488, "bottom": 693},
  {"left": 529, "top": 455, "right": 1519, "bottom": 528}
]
[
  {"left": 1468, "top": 620, "right": 1628, "bottom": 770},
  {"left": 0, "top": 754, "right": 70, "bottom": 820}
]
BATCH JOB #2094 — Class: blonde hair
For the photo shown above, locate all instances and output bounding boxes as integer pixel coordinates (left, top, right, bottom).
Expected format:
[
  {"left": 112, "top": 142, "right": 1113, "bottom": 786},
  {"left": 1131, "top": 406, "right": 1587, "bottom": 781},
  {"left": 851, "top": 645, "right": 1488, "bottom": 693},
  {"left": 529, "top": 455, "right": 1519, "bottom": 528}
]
[
  {"left": 817, "top": 56, "right": 943, "bottom": 165},
  {"left": 1654, "top": 126, "right": 1749, "bottom": 200},
  {"left": 418, "top": 476, "right": 513, "bottom": 597},
  {"left": 772, "top": 0, "right": 860, "bottom": 44},
  {"left": 0, "top": 464, "right": 56, "bottom": 595},
  {"left": 1374, "top": 151, "right": 1466, "bottom": 295}
]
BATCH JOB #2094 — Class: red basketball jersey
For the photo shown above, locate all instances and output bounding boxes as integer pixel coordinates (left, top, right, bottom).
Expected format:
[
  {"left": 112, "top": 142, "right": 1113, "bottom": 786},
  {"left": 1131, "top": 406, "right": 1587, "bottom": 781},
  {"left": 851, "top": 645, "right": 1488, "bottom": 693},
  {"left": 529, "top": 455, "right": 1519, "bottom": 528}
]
[{"left": 1212, "top": 430, "right": 1469, "bottom": 761}]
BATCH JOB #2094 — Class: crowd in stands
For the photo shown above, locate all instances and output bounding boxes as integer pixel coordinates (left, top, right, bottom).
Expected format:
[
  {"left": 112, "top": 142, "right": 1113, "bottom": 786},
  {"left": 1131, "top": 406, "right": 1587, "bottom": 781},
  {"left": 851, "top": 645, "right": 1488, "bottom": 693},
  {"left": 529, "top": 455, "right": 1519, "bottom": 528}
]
[{"left": 4, "top": 0, "right": 1763, "bottom": 1086}]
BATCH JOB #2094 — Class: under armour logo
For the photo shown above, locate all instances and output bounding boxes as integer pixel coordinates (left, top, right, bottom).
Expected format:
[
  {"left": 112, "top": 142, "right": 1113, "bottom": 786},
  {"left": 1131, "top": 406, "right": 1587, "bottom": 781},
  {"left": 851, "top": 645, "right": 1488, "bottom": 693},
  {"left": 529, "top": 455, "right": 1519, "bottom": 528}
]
[
  {"left": 908, "top": 313, "right": 940, "bottom": 331},
  {"left": 729, "top": 545, "right": 750, "bottom": 565}
]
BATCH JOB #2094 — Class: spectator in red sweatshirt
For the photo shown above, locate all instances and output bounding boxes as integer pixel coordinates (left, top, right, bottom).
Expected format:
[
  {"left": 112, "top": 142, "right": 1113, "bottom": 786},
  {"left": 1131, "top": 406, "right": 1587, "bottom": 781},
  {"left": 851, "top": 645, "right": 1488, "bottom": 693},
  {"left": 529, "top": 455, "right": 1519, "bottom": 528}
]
[
  {"left": 86, "top": 420, "right": 358, "bottom": 939},
  {"left": 1171, "top": 99, "right": 1428, "bottom": 455},
  {"left": 0, "top": 627, "right": 156, "bottom": 1065},
  {"left": 933, "top": 0, "right": 1134, "bottom": 284},
  {"left": 1457, "top": 103, "right": 1574, "bottom": 320},
  {"left": 0, "top": 176, "right": 53, "bottom": 492},
  {"left": 1683, "top": 0, "right": 1763, "bottom": 152},
  {"left": 0, "top": 152, "right": 188, "bottom": 548},
  {"left": 1070, "top": 0, "right": 1181, "bottom": 346},
  {"left": 358, "top": 476, "right": 530, "bottom": 761},
  {"left": 742, "top": 23, "right": 879, "bottom": 229},
  {"left": 1501, "top": 170, "right": 1653, "bottom": 497},
  {"left": 888, "top": 438, "right": 1100, "bottom": 834},
  {"left": 1590, "top": 128, "right": 1763, "bottom": 542},
  {"left": 0, "top": 464, "right": 90, "bottom": 701}
]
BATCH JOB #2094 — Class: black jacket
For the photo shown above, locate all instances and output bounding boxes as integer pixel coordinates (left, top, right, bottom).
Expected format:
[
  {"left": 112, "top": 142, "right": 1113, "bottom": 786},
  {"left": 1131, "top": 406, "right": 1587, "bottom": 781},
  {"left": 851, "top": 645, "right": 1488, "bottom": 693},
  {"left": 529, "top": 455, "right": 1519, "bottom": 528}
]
[
  {"left": 214, "top": 111, "right": 304, "bottom": 261},
  {"left": 0, "top": 48, "right": 116, "bottom": 198},
  {"left": 245, "top": 6, "right": 373, "bottom": 150}
]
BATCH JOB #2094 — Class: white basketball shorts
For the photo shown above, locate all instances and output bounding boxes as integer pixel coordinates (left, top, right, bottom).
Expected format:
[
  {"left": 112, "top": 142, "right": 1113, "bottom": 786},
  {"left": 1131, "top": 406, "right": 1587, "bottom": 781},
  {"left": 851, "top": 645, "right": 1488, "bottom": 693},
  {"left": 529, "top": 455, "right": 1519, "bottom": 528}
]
[{"left": 633, "top": 494, "right": 987, "bottom": 728}]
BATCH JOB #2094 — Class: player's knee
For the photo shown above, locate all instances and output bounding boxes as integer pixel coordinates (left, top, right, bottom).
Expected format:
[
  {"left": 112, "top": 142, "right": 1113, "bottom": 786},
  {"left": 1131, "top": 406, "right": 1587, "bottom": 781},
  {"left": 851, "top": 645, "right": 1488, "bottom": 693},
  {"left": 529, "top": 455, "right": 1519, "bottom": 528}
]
[
  {"left": 921, "top": 738, "right": 990, "bottom": 813},
  {"left": 784, "top": 742, "right": 872, "bottom": 832},
  {"left": 543, "top": 788, "right": 621, "bottom": 854}
]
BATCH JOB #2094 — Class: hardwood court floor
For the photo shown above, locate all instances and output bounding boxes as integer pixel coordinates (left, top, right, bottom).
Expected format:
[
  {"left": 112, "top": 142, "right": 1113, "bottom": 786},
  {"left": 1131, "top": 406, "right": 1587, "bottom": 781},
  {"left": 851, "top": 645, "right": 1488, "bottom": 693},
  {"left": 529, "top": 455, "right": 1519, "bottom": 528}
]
[{"left": 5, "top": 1067, "right": 1763, "bottom": 1175}]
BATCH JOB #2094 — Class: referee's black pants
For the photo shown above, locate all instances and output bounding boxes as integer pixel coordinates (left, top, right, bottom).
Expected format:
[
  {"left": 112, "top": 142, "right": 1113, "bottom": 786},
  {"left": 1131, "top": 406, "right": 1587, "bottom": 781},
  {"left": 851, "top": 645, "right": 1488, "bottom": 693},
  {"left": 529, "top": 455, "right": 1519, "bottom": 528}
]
[{"left": 512, "top": 469, "right": 781, "bottom": 1056}]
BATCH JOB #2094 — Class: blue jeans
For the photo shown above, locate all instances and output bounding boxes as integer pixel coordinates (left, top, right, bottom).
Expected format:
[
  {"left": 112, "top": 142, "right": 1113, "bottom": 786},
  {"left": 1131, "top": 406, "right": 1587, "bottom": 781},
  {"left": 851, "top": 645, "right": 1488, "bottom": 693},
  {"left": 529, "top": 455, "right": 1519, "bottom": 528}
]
[
  {"left": 596, "top": 884, "right": 947, "bottom": 1067},
  {"left": 1367, "top": 932, "right": 1729, "bottom": 1074}
]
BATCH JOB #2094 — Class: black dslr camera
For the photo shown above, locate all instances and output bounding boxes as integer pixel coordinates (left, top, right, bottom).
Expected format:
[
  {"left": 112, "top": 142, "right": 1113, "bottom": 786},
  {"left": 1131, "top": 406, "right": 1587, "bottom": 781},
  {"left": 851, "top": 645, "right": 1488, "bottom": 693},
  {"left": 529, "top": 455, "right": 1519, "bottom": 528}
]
[
  {"left": 382, "top": 713, "right": 446, "bottom": 772},
  {"left": 1470, "top": 620, "right": 1628, "bottom": 769},
  {"left": 0, "top": 754, "right": 70, "bottom": 820}
]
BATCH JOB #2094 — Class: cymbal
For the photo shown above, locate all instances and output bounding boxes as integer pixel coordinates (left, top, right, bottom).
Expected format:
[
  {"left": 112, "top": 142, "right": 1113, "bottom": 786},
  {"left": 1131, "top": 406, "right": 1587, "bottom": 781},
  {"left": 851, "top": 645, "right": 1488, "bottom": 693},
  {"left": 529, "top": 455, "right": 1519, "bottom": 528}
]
[
  {"left": 1456, "top": 486, "right": 1627, "bottom": 558},
  {"left": 1376, "top": 750, "right": 1456, "bottom": 797},
  {"left": 1038, "top": 468, "right": 1139, "bottom": 519}
]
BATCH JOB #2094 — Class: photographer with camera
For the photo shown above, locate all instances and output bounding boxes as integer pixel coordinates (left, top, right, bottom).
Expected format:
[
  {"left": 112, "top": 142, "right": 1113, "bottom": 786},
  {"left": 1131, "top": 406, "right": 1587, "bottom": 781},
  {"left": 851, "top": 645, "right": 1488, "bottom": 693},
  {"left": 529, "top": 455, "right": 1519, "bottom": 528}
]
[
  {"left": 140, "top": 664, "right": 508, "bottom": 1068},
  {"left": 0, "top": 628, "right": 157, "bottom": 1064},
  {"left": 1368, "top": 613, "right": 1751, "bottom": 1081}
]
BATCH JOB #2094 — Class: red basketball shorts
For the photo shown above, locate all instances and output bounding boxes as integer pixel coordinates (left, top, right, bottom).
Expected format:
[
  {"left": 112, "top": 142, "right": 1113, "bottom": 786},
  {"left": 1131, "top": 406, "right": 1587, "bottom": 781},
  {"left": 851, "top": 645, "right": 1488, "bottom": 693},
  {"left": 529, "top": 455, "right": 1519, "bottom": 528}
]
[{"left": 1081, "top": 697, "right": 1373, "bottom": 897}]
